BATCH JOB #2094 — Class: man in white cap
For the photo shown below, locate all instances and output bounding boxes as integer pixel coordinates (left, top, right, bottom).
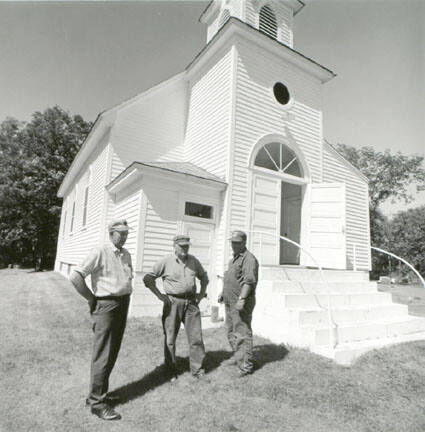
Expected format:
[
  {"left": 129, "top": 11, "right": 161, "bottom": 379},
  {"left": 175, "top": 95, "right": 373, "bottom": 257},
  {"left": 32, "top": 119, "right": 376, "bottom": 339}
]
[
  {"left": 69, "top": 219, "right": 133, "bottom": 421},
  {"left": 218, "top": 230, "right": 259, "bottom": 377},
  {"left": 143, "top": 235, "right": 209, "bottom": 380}
]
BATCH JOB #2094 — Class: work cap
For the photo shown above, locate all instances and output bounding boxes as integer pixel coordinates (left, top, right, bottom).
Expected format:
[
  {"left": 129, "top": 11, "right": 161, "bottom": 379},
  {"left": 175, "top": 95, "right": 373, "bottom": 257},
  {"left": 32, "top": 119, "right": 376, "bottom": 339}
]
[
  {"left": 173, "top": 235, "right": 191, "bottom": 246},
  {"left": 108, "top": 219, "right": 131, "bottom": 233},
  {"left": 228, "top": 230, "right": 247, "bottom": 242}
]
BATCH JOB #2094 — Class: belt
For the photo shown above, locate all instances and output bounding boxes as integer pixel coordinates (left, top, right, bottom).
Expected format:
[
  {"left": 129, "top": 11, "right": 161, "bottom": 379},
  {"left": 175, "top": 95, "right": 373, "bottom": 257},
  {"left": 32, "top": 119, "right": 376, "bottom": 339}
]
[
  {"left": 96, "top": 294, "right": 130, "bottom": 300},
  {"left": 167, "top": 293, "right": 195, "bottom": 300}
]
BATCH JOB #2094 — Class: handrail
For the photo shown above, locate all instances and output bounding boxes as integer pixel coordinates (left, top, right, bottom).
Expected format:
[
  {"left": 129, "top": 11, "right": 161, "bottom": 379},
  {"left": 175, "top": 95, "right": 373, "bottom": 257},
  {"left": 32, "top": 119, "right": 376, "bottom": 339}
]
[
  {"left": 246, "top": 230, "right": 338, "bottom": 349},
  {"left": 371, "top": 246, "right": 425, "bottom": 288}
]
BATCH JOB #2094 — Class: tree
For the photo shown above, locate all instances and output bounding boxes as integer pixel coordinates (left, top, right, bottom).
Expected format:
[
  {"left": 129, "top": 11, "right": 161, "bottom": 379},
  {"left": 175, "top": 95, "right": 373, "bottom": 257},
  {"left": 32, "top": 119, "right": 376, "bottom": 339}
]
[
  {"left": 332, "top": 142, "right": 425, "bottom": 278},
  {"left": 388, "top": 206, "right": 425, "bottom": 278},
  {"left": 0, "top": 107, "right": 92, "bottom": 269}
]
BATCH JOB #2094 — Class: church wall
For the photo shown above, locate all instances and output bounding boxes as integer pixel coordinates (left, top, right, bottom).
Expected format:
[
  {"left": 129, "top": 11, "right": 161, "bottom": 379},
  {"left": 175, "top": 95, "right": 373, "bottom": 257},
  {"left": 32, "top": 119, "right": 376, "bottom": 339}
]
[
  {"left": 110, "top": 77, "right": 187, "bottom": 179},
  {"left": 322, "top": 145, "right": 371, "bottom": 271},
  {"left": 185, "top": 46, "right": 234, "bottom": 276},
  {"left": 230, "top": 38, "right": 323, "bottom": 233},
  {"left": 55, "top": 134, "right": 111, "bottom": 272}
]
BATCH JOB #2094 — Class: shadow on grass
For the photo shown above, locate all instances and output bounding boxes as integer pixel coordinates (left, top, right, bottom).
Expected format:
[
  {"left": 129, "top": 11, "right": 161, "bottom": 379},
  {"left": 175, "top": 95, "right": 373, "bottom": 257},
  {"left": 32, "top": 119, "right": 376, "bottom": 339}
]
[
  {"left": 112, "top": 344, "right": 289, "bottom": 405},
  {"left": 253, "top": 344, "right": 289, "bottom": 371}
]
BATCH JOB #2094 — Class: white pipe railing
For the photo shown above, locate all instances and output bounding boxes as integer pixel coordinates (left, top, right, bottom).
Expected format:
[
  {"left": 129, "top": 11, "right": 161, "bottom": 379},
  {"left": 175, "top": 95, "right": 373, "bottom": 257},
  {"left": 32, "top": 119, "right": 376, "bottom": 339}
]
[
  {"left": 246, "top": 230, "right": 338, "bottom": 349},
  {"left": 371, "top": 246, "right": 425, "bottom": 288}
]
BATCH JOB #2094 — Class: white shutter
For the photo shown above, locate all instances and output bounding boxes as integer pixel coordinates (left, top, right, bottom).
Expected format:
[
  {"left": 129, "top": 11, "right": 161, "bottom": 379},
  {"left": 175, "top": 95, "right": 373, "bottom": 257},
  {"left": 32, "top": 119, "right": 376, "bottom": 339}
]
[
  {"left": 302, "top": 183, "right": 346, "bottom": 269},
  {"left": 250, "top": 174, "right": 280, "bottom": 265}
]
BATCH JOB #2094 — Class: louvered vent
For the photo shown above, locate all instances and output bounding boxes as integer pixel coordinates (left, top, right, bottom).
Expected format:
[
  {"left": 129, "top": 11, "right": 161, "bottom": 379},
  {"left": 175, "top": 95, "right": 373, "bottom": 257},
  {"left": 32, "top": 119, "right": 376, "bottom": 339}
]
[
  {"left": 259, "top": 5, "right": 277, "bottom": 39},
  {"left": 218, "top": 9, "right": 231, "bottom": 29}
]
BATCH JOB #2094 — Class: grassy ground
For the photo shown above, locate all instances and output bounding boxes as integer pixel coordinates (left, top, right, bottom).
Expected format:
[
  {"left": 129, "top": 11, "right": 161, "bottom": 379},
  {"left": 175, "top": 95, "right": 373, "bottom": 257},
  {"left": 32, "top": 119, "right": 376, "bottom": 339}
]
[
  {"left": 378, "top": 283, "right": 425, "bottom": 317},
  {"left": 1, "top": 269, "right": 425, "bottom": 432}
]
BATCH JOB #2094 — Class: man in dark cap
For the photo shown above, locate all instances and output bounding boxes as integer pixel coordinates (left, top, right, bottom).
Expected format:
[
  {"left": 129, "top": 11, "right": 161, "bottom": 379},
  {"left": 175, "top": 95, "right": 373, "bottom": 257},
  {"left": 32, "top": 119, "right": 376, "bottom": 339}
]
[
  {"left": 143, "top": 235, "right": 209, "bottom": 379},
  {"left": 69, "top": 219, "right": 133, "bottom": 421},
  {"left": 218, "top": 230, "right": 259, "bottom": 377}
]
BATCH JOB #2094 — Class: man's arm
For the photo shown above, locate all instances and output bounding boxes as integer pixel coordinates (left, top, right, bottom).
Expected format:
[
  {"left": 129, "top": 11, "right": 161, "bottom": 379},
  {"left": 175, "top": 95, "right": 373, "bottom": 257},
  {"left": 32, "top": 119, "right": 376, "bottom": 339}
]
[
  {"left": 235, "top": 255, "right": 259, "bottom": 311},
  {"left": 69, "top": 270, "right": 96, "bottom": 312},
  {"left": 143, "top": 273, "right": 171, "bottom": 305}
]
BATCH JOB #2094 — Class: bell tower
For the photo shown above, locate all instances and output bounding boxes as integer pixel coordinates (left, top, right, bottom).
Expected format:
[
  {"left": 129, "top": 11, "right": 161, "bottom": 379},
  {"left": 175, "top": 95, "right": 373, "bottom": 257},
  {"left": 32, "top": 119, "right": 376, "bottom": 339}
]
[{"left": 200, "top": 0, "right": 305, "bottom": 47}]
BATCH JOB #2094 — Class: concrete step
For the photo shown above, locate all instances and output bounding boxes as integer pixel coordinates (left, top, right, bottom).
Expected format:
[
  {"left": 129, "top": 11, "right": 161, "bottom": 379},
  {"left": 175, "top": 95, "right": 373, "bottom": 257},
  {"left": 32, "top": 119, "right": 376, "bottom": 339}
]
[
  {"left": 312, "top": 316, "right": 425, "bottom": 346},
  {"left": 261, "top": 266, "right": 369, "bottom": 282},
  {"left": 312, "top": 331, "right": 425, "bottom": 365},
  {"left": 283, "top": 292, "right": 392, "bottom": 309},
  {"left": 259, "top": 280, "right": 378, "bottom": 294},
  {"left": 294, "top": 303, "right": 409, "bottom": 326}
]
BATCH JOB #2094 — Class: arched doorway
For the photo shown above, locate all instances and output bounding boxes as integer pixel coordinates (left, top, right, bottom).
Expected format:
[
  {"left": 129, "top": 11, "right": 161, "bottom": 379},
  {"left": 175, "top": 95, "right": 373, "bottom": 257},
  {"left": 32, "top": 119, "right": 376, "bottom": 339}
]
[{"left": 250, "top": 140, "right": 308, "bottom": 265}]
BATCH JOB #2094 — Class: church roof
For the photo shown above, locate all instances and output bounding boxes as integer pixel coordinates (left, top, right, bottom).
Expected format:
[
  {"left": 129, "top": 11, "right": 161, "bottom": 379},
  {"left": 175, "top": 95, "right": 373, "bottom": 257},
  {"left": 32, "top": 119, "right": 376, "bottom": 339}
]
[
  {"left": 131, "top": 161, "right": 226, "bottom": 184},
  {"left": 106, "top": 161, "right": 227, "bottom": 195}
]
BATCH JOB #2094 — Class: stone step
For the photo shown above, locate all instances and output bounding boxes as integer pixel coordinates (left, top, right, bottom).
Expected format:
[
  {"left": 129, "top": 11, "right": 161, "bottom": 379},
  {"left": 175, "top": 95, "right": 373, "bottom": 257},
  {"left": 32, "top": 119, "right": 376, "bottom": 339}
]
[
  {"left": 258, "top": 280, "right": 378, "bottom": 294},
  {"left": 294, "top": 303, "right": 409, "bottom": 326},
  {"left": 312, "top": 316, "right": 425, "bottom": 346},
  {"left": 312, "top": 331, "right": 425, "bottom": 365},
  {"left": 282, "top": 292, "right": 392, "bottom": 309},
  {"left": 261, "top": 267, "right": 369, "bottom": 282}
]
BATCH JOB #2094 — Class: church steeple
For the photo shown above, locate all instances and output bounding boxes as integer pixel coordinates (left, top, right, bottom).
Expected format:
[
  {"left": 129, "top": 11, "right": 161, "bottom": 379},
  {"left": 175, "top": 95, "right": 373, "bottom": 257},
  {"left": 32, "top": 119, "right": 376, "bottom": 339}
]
[{"left": 200, "top": 0, "right": 305, "bottom": 47}]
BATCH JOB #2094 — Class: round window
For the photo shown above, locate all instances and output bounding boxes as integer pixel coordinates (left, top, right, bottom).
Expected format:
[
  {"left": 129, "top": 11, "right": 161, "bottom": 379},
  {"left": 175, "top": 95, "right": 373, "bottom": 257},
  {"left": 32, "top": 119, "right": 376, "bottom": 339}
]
[{"left": 273, "top": 82, "right": 290, "bottom": 105}]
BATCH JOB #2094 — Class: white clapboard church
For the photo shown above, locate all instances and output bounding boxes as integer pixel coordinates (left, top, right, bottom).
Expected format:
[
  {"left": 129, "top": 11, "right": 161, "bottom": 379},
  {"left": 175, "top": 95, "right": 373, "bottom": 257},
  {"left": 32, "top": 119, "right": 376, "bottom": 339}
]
[{"left": 56, "top": 0, "right": 425, "bottom": 364}]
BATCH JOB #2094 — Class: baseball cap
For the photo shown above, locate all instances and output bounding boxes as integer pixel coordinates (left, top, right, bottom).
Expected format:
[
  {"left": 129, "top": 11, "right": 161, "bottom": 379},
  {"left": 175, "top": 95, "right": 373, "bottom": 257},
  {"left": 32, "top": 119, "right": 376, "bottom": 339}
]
[
  {"left": 108, "top": 219, "right": 131, "bottom": 233},
  {"left": 173, "top": 235, "right": 191, "bottom": 246},
  {"left": 228, "top": 230, "right": 247, "bottom": 242}
]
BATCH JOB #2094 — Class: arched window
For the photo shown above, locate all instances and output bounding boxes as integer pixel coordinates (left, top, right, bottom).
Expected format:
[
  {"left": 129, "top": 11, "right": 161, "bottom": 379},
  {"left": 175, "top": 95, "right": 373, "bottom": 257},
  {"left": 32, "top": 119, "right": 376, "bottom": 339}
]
[
  {"left": 259, "top": 5, "right": 277, "bottom": 39},
  {"left": 254, "top": 142, "right": 302, "bottom": 177},
  {"left": 218, "top": 9, "right": 231, "bottom": 29}
]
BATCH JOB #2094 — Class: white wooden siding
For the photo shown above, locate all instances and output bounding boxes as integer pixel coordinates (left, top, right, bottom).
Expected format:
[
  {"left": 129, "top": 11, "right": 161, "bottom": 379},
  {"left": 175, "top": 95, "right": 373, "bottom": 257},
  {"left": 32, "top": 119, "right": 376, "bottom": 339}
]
[
  {"left": 111, "top": 78, "right": 187, "bottom": 173},
  {"left": 141, "top": 185, "right": 179, "bottom": 273},
  {"left": 322, "top": 145, "right": 371, "bottom": 270},
  {"left": 185, "top": 47, "right": 233, "bottom": 179},
  {"left": 56, "top": 139, "right": 110, "bottom": 267},
  {"left": 231, "top": 39, "right": 322, "bottom": 232},
  {"left": 113, "top": 189, "right": 142, "bottom": 260}
]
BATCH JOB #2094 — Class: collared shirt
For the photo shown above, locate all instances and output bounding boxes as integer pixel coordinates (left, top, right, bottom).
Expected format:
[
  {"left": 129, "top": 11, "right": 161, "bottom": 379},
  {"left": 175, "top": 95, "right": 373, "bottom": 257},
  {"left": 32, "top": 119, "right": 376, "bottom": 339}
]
[
  {"left": 145, "top": 253, "right": 208, "bottom": 296},
  {"left": 74, "top": 242, "right": 133, "bottom": 297},
  {"left": 223, "top": 248, "right": 259, "bottom": 298}
]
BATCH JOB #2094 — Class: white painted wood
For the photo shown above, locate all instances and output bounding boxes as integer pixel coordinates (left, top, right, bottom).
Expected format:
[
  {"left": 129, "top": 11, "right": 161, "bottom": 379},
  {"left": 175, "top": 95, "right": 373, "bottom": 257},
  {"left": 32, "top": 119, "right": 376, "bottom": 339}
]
[
  {"left": 305, "top": 182, "right": 346, "bottom": 269},
  {"left": 322, "top": 143, "right": 371, "bottom": 270},
  {"left": 250, "top": 174, "right": 280, "bottom": 265},
  {"left": 185, "top": 47, "right": 233, "bottom": 179}
]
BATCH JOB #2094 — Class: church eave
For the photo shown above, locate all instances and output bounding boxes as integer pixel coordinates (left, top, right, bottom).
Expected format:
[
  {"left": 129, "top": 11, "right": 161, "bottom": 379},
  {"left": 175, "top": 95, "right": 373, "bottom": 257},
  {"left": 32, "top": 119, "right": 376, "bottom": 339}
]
[{"left": 186, "top": 17, "right": 336, "bottom": 83}]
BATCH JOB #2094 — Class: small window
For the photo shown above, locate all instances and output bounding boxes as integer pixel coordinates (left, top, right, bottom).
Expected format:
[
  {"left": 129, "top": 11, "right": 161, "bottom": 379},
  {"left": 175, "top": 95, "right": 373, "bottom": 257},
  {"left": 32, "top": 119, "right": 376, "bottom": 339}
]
[
  {"left": 62, "top": 210, "right": 67, "bottom": 237},
  {"left": 254, "top": 142, "right": 302, "bottom": 177},
  {"left": 70, "top": 201, "right": 76, "bottom": 233},
  {"left": 273, "top": 82, "right": 290, "bottom": 105},
  {"left": 185, "top": 202, "right": 213, "bottom": 219},
  {"left": 82, "top": 186, "right": 89, "bottom": 227},
  {"left": 259, "top": 5, "right": 277, "bottom": 39}
]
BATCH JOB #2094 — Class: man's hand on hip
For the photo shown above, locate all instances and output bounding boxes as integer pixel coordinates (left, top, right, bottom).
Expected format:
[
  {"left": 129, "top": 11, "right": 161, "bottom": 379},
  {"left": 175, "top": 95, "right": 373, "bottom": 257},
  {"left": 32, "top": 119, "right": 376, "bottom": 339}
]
[{"left": 235, "top": 298, "right": 245, "bottom": 311}]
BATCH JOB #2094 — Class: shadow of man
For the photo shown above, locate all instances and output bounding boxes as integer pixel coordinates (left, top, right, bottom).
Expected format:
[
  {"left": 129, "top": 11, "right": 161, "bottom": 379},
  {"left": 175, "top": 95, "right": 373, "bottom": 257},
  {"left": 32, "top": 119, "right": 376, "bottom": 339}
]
[{"left": 111, "top": 344, "right": 289, "bottom": 405}]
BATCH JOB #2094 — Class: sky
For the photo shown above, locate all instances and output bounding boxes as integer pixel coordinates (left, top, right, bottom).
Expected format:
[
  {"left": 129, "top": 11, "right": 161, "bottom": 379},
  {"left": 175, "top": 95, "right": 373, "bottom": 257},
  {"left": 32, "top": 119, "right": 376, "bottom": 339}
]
[{"left": 0, "top": 0, "right": 424, "bottom": 214}]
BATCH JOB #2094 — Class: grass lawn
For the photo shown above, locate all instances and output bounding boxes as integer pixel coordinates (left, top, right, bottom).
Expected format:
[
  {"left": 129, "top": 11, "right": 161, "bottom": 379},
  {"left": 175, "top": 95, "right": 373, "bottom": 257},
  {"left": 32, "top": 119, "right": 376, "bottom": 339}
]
[{"left": 1, "top": 269, "right": 425, "bottom": 432}]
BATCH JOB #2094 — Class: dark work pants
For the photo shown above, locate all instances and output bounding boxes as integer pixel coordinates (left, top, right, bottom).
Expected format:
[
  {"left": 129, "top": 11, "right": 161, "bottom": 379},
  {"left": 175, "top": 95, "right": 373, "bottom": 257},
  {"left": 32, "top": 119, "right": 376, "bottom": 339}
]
[
  {"left": 162, "top": 297, "right": 205, "bottom": 376},
  {"left": 224, "top": 297, "right": 255, "bottom": 373},
  {"left": 88, "top": 295, "right": 130, "bottom": 408}
]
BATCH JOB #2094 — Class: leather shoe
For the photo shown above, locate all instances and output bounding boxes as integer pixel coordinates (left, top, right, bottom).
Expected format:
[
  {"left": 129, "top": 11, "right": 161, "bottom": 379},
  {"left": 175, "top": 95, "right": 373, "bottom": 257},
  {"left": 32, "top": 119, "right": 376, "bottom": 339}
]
[
  {"left": 85, "top": 394, "right": 120, "bottom": 407},
  {"left": 91, "top": 406, "right": 121, "bottom": 421},
  {"left": 235, "top": 369, "right": 252, "bottom": 378}
]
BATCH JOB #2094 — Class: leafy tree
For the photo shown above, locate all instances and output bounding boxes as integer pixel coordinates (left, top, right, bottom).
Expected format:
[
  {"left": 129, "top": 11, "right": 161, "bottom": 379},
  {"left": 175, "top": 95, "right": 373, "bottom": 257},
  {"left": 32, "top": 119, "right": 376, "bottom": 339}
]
[
  {"left": 388, "top": 206, "right": 425, "bottom": 278},
  {"left": 0, "top": 107, "right": 92, "bottom": 269},
  {"left": 332, "top": 142, "right": 425, "bottom": 278}
]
